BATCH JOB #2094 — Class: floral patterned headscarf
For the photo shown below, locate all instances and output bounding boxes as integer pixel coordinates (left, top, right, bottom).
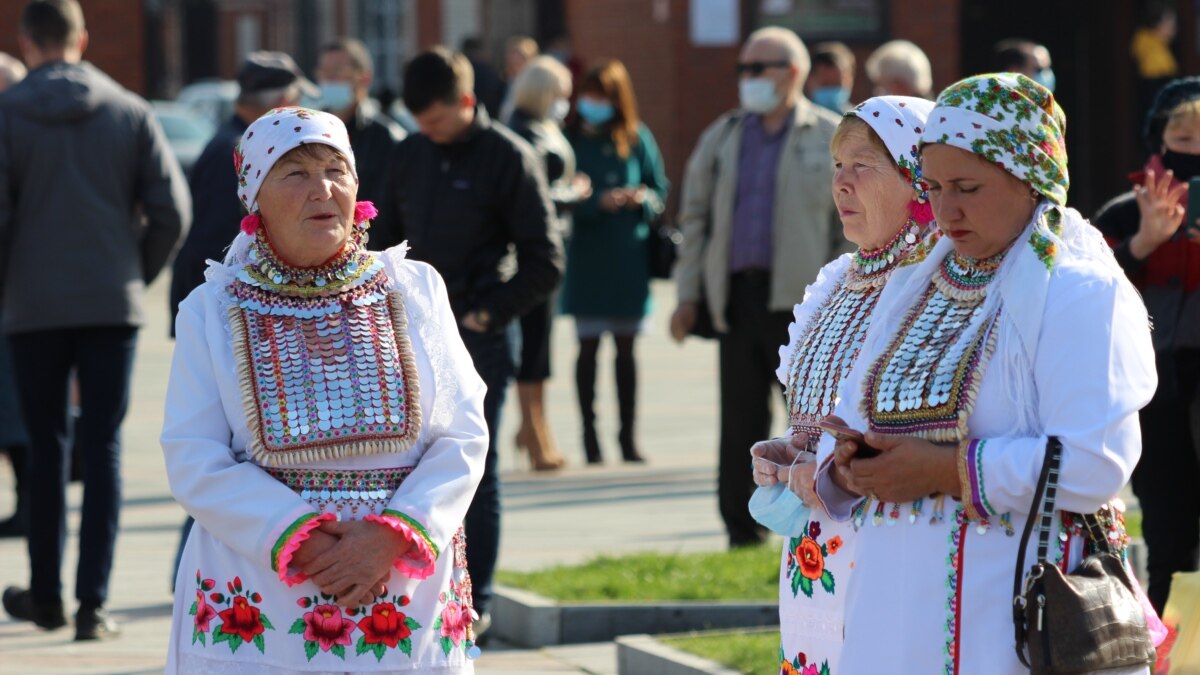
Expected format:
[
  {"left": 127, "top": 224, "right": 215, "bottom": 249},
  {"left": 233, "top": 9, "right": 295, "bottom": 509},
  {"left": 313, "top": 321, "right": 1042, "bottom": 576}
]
[
  {"left": 919, "top": 73, "right": 1068, "bottom": 205},
  {"left": 847, "top": 95, "right": 937, "bottom": 222}
]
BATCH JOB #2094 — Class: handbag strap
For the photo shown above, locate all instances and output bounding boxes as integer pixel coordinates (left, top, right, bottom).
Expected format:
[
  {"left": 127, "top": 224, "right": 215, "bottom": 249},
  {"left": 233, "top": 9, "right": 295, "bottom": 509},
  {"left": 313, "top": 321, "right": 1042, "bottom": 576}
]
[{"left": 1012, "top": 436, "right": 1063, "bottom": 666}]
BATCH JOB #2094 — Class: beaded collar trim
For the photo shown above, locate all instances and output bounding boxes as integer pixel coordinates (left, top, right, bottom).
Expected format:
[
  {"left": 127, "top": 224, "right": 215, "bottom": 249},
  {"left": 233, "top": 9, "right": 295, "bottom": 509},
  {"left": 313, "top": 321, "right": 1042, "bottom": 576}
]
[
  {"left": 241, "top": 228, "right": 371, "bottom": 296},
  {"left": 850, "top": 220, "right": 923, "bottom": 284},
  {"left": 785, "top": 222, "right": 921, "bottom": 443},
  {"left": 862, "top": 250, "right": 1005, "bottom": 443},
  {"left": 228, "top": 240, "right": 422, "bottom": 466}
]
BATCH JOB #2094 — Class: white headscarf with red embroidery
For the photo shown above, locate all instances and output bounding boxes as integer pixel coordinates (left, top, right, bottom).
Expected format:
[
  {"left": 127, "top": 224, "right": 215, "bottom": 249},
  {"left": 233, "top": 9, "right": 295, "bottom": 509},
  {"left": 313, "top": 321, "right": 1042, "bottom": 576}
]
[
  {"left": 846, "top": 95, "right": 936, "bottom": 223},
  {"left": 234, "top": 106, "right": 358, "bottom": 217}
]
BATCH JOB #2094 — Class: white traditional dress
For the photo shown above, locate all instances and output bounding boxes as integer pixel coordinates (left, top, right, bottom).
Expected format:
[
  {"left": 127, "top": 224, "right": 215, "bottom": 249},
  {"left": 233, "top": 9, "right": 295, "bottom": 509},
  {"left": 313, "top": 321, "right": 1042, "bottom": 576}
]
[
  {"left": 815, "top": 203, "right": 1156, "bottom": 674},
  {"left": 765, "top": 95, "right": 936, "bottom": 675},
  {"left": 774, "top": 221, "right": 931, "bottom": 675},
  {"left": 161, "top": 228, "right": 487, "bottom": 673}
]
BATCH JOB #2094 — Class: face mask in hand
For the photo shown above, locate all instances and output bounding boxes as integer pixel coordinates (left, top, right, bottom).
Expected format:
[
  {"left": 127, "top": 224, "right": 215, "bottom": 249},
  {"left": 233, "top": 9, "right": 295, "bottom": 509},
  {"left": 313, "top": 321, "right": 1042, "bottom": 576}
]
[
  {"left": 739, "top": 77, "right": 781, "bottom": 114},
  {"left": 318, "top": 82, "right": 354, "bottom": 112},
  {"left": 749, "top": 483, "right": 810, "bottom": 537}
]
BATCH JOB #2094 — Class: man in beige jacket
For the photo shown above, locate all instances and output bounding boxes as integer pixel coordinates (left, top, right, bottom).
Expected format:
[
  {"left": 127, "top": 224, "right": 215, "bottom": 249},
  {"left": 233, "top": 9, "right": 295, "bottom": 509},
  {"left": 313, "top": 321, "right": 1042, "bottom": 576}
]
[{"left": 671, "top": 26, "right": 843, "bottom": 547}]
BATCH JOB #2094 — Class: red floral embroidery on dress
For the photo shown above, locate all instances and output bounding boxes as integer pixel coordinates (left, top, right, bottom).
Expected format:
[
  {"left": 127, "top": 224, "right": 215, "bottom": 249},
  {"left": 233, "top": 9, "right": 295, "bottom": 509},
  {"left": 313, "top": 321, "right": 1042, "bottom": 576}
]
[
  {"left": 781, "top": 647, "right": 832, "bottom": 675},
  {"left": 189, "top": 571, "right": 275, "bottom": 653},
  {"left": 433, "top": 577, "right": 476, "bottom": 657},
  {"left": 785, "top": 520, "right": 841, "bottom": 599},
  {"left": 290, "top": 590, "right": 422, "bottom": 662}
]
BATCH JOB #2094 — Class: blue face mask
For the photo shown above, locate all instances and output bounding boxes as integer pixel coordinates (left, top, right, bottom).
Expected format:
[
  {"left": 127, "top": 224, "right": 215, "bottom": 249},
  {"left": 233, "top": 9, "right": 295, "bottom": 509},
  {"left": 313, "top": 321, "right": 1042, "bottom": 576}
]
[
  {"left": 811, "top": 86, "right": 850, "bottom": 113},
  {"left": 576, "top": 98, "right": 615, "bottom": 125},
  {"left": 1033, "top": 68, "right": 1056, "bottom": 93},
  {"left": 748, "top": 483, "right": 810, "bottom": 537},
  {"left": 318, "top": 81, "right": 355, "bottom": 112}
]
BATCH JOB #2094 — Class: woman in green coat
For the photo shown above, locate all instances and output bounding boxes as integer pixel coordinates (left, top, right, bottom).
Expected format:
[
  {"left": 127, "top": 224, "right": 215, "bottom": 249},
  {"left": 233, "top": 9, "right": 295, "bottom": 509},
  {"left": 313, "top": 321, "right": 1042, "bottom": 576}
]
[{"left": 563, "top": 59, "right": 669, "bottom": 465}]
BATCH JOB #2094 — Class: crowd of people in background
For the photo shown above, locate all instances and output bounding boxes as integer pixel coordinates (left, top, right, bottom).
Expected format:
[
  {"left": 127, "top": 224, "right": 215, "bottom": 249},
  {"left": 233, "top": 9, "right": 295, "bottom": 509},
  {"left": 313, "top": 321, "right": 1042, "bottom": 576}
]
[{"left": 0, "top": 0, "right": 1196, "bottom": 670}]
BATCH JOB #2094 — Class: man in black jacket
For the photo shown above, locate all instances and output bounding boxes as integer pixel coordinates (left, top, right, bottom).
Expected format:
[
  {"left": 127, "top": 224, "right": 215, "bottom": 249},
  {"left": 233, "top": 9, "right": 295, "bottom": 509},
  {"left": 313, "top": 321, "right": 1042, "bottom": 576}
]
[
  {"left": 0, "top": 0, "right": 189, "bottom": 640},
  {"left": 168, "top": 51, "right": 315, "bottom": 329},
  {"left": 315, "top": 38, "right": 405, "bottom": 210},
  {"left": 379, "top": 47, "right": 562, "bottom": 634}
]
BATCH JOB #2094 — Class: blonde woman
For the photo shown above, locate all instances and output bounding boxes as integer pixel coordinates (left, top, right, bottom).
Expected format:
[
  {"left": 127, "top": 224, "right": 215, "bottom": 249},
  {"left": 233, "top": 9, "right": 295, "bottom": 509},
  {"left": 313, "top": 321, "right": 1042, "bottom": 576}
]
[{"left": 503, "top": 56, "right": 591, "bottom": 471}]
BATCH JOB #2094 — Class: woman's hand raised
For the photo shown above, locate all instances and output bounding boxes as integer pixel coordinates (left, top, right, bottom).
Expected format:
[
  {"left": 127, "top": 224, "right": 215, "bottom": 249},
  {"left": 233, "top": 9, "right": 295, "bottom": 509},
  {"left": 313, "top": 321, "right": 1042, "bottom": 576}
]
[{"left": 1131, "top": 168, "right": 1189, "bottom": 259}]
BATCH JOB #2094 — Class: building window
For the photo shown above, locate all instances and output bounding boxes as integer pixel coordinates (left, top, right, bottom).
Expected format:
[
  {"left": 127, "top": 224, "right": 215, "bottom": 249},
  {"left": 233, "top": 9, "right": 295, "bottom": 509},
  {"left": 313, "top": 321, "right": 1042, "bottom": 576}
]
[
  {"left": 757, "top": 0, "right": 887, "bottom": 41},
  {"left": 236, "top": 14, "right": 261, "bottom": 65}
]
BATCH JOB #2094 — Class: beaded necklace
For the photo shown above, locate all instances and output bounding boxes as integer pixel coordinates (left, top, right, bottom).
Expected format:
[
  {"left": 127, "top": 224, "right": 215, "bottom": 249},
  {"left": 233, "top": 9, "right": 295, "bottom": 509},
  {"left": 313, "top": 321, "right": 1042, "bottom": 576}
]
[
  {"left": 785, "top": 221, "right": 922, "bottom": 444},
  {"left": 227, "top": 233, "right": 422, "bottom": 466},
  {"left": 862, "top": 248, "right": 1007, "bottom": 444},
  {"left": 243, "top": 228, "right": 370, "bottom": 295},
  {"left": 849, "top": 220, "right": 923, "bottom": 283}
]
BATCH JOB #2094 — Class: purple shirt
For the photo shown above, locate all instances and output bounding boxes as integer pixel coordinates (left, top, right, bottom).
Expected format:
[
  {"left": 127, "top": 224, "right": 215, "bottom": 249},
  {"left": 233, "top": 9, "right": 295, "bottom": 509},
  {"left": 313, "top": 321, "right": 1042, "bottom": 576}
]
[{"left": 730, "top": 114, "right": 787, "bottom": 272}]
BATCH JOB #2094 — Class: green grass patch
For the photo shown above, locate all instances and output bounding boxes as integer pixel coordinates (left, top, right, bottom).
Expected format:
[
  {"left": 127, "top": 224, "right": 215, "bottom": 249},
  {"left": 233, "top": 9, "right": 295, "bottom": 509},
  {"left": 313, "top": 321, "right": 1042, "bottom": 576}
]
[
  {"left": 495, "top": 544, "right": 779, "bottom": 602},
  {"left": 1124, "top": 509, "right": 1142, "bottom": 539},
  {"left": 661, "top": 629, "right": 779, "bottom": 674}
]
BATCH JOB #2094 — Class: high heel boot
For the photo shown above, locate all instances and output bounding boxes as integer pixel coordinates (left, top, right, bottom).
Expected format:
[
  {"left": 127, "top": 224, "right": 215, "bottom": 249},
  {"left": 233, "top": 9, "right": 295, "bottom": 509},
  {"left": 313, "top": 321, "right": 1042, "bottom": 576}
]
[
  {"left": 615, "top": 348, "right": 645, "bottom": 463},
  {"left": 514, "top": 381, "right": 565, "bottom": 471},
  {"left": 576, "top": 344, "right": 603, "bottom": 464}
]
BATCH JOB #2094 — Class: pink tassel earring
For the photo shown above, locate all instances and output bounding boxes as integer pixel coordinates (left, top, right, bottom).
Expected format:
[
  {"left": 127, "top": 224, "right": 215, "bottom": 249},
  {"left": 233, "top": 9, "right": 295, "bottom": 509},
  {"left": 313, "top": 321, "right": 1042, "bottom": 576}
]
[
  {"left": 354, "top": 201, "right": 378, "bottom": 226},
  {"left": 240, "top": 213, "right": 262, "bottom": 235}
]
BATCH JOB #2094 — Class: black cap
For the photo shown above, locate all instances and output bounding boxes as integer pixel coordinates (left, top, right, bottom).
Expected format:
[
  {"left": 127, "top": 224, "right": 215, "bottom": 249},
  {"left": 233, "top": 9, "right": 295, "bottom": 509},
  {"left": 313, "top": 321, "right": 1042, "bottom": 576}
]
[
  {"left": 237, "top": 51, "right": 319, "bottom": 98},
  {"left": 1144, "top": 76, "right": 1200, "bottom": 153}
]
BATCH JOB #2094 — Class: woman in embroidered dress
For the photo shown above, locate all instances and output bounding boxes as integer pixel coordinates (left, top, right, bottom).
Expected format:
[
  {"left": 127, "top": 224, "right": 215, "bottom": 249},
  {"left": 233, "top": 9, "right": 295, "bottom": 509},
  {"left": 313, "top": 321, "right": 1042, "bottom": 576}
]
[
  {"left": 748, "top": 95, "right": 935, "bottom": 675},
  {"left": 161, "top": 106, "right": 486, "bottom": 673},
  {"left": 812, "top": 73, "right": 1160, "bottom": 673}
]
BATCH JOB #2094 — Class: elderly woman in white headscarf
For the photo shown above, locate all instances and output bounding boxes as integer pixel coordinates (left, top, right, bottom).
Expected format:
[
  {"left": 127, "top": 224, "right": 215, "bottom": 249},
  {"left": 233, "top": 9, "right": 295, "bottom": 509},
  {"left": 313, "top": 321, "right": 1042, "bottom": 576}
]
[
  {"left": 161, "top": 106, "right": 486, "bottom": 673},
  {"left": 748, "top": 95, "right": 935, "bottom": 674}
]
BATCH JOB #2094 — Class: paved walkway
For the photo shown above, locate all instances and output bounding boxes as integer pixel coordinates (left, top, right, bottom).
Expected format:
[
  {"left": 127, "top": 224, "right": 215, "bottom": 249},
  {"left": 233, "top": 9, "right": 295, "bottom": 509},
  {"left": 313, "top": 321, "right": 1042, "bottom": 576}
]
[{"left": 0, "top": 278, "right": 772, "bottom": 673}]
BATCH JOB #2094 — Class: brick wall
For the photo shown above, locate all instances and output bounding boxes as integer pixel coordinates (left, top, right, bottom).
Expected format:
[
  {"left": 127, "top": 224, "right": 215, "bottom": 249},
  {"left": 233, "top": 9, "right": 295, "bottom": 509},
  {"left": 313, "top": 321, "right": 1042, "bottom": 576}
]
[
  {"left": 566, "top": 0, "right": 740, "bottom": 217},
  {"left": 563, "top": 0, "right": 961, "bottom": 218},
  {"left": 0, "top": 0, "right": 146, "bottom": 94}
]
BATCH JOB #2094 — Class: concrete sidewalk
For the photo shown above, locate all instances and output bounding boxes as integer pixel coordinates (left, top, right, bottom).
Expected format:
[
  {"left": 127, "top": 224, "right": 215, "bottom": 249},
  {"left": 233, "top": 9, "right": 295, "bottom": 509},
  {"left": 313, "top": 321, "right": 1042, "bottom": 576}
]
[{"left": 0, "top": 278, "right": 762, "bottom": 673}]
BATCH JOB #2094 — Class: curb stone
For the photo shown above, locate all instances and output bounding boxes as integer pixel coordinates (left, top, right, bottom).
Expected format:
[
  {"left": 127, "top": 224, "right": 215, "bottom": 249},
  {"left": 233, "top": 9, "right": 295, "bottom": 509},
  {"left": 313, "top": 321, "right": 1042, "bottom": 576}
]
[
  {"left": 491, "top": 585, "right": 778, "bottom": 648},
  {"left": 615, "top": 634, "right": 740, "bottom": 675}
]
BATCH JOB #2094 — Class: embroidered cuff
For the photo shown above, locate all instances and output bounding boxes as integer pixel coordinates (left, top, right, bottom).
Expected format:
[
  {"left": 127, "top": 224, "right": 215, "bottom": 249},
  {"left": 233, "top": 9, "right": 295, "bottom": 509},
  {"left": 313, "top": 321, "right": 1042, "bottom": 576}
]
[
  {"left": 272, "top": 512, "right": 336, "bottom": 586},
  {"left": 957, "top": 438, "right": 995, "bottom": 522},
  {"left": 364, "top": 510, "right": 440, "bottom": 580}
]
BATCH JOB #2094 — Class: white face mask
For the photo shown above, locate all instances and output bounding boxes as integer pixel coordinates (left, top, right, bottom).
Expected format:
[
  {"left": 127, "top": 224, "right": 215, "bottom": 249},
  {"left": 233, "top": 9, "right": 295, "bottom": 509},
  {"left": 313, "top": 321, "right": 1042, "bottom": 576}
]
[
  {"left": 550, "top": 98, "right": 570, "bottom": 122},
  {"left": 739, "top": 77, "right": 781, "bottom": 113}
]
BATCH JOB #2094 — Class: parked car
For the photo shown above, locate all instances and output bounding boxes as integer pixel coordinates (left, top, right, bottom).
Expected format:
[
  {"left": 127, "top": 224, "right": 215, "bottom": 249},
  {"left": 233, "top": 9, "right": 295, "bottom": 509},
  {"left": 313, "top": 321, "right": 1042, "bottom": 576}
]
[
  {"left": 151, "top": 101, "right": 216, "bottom": 176},
  {"left": 176, "top": 79, "right": 238, "bottom": 128}
]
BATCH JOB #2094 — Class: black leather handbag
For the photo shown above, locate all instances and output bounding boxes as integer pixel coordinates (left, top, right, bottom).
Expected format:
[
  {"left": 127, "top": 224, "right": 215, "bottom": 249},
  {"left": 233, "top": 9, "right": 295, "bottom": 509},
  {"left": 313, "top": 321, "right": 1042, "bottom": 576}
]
[{"left": 1012, "top": 437, "right": 1156, "bottom": 673}]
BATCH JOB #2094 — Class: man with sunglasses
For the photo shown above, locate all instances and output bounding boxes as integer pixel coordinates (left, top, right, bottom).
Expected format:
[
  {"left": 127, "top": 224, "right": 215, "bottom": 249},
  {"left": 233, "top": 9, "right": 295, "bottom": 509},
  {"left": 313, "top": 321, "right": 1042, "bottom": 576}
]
[{"left": 671, "top": 26, "right": 843, "bottom": 548}]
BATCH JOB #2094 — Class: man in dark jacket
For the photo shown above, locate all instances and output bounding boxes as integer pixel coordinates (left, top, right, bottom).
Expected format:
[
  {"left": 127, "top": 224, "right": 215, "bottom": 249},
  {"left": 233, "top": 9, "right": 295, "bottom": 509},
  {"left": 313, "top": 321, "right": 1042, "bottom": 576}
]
[
  {"left": 169, "top": 51, "right": 315, "bottom": 329},
  {"left": 379, "top": 47, "right": 562, "bottom": 635},
  {"left": 316, "top": 38, "right": 405, "bottom": 211},
  {"left": 0, "top": 0, "right": 189, "bottom": 641}
]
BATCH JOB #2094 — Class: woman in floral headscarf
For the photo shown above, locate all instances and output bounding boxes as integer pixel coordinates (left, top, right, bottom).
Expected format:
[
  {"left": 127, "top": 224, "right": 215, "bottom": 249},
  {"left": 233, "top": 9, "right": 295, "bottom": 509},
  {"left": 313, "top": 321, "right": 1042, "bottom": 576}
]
[
  {"left": 747, "top": 95, "right": 935, "bottom": 675},
  {"left": 161, "top": 107, "right": 486, "bottom": 673},
  {"left": 813, "top": 74, "right": 1159, "bottom": 672}
]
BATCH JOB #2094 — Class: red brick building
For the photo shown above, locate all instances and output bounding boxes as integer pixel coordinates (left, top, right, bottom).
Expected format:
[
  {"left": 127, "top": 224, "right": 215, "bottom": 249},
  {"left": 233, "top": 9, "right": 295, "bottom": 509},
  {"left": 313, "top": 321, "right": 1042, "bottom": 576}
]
[
  {"left": 0, "top": 0, "right": 146, "bottom": 94},
  {"left": 0, "top": 0, "right": 1194, "bottom": 214}
]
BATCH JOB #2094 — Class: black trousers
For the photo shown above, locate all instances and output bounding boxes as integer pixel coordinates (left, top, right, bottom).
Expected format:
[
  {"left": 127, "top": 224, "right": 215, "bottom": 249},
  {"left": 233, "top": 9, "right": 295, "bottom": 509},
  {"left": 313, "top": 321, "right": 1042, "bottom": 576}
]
[
  {"left": 1131, "top": 351, "right": 1200, "bottom": 613},
  {"left": 460, "top": 328, "right": 513, "bottom": 614},
  {"left": 8, "top": 326, "right": 138, "bottom": 606},
  {"left": 717, "top": 271, "right": 792, "bottom": 546}
]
